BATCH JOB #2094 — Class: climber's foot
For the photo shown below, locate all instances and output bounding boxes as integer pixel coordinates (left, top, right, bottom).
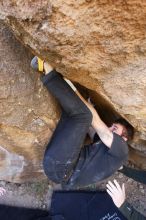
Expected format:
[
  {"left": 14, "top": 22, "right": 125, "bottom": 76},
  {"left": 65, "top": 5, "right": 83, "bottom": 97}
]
[{"left": 31, "top": 56, "right": 53, "bottom": 75}]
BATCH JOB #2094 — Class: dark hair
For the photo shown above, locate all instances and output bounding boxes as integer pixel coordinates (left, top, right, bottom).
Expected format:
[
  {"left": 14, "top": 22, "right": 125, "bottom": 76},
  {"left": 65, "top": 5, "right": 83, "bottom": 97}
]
[{"left": 114, "top": 118, "right": 134, "bottom": 141}]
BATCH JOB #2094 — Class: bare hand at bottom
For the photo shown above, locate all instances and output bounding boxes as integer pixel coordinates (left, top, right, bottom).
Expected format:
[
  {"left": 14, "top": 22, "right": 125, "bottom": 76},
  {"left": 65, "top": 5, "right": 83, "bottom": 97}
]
[{"left": 106, "top": 179, "right": 126, "bottom": 208}]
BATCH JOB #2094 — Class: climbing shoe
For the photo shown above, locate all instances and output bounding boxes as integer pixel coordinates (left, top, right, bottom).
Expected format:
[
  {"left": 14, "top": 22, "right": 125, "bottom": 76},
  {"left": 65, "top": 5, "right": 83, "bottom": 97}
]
[{"left": 31, "top": 56, "right": 44, "bottom": 72}]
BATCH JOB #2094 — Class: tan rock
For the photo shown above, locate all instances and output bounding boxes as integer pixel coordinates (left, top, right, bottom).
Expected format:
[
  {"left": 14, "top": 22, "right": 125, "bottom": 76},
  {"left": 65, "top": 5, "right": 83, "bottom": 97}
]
[{"left": 0, "top": 22, "right": 59, "bottom": 182}]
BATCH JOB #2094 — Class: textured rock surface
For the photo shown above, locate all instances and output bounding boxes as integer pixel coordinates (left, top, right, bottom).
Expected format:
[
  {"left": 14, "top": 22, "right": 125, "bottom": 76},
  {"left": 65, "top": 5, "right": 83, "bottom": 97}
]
[
  {"left": 0, "top": 0, "right": 146, "bottom": 182},
  {"left": 0, "top": 22, "right": 59, "bottom": 182}
]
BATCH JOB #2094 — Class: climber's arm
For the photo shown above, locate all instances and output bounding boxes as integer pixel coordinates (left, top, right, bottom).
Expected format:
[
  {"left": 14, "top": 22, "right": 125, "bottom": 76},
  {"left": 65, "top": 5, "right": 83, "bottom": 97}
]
[
  {"left": 88, "top": 126, "right": 96, "bottom": 142},
  {"left": 75, "top": 90, "right": 113, "bottom": 148},
  {"left": 64, "top": 78, "right": 113, "bottom": 148}
]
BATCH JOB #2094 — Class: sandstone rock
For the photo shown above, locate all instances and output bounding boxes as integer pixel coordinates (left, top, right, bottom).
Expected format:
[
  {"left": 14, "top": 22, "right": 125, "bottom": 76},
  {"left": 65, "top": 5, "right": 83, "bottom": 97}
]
[
  {"left": 0, "top": 0, "right": 146, "bottom": 181},
  {"left": 0, "top": 21, "right": 59, "bottom": 182}
]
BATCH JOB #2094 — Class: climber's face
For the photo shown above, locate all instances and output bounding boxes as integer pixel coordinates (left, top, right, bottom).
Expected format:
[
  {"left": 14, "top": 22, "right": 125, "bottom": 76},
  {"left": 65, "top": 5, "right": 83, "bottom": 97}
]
[{"left": 109, "top": 123, "right": 128, "bottom": 141}]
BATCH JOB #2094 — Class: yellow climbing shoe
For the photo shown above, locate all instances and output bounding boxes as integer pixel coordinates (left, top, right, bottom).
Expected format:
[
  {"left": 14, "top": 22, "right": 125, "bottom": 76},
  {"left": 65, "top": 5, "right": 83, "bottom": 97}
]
[{"left": 31, "top": 56, "right": 44, "bottom": 72}]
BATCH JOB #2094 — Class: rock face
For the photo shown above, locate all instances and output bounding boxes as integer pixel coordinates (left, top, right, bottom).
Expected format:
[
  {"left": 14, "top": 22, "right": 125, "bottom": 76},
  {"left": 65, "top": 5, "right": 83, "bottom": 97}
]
[
  {"left": 0, "top": 0, "right": 146, "bottom": 182},
  {"left": 0, "top": 22, "right": 59, "bottom": 182}
]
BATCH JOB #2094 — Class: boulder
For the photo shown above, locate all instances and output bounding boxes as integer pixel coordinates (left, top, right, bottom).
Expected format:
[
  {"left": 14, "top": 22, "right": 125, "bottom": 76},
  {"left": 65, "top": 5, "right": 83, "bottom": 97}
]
[{"left": 0, "top": 21, "right": 59, "bottom": 182}]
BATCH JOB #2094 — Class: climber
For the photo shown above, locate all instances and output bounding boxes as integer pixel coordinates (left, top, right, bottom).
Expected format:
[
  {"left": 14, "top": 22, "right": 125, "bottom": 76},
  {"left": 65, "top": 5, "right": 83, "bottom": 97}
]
[
  {"left": 31, "top": 56, "right": 134, "bottom": 188},
  {"left": 106, "top": 179, "right": 146, "bottom": 220}
]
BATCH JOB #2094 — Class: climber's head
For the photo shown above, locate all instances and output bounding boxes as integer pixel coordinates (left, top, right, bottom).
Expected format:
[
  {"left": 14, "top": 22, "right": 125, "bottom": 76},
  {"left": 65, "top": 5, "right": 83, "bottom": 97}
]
[{"left": 109, "top": 118, "right": 134, "bottom": 142}]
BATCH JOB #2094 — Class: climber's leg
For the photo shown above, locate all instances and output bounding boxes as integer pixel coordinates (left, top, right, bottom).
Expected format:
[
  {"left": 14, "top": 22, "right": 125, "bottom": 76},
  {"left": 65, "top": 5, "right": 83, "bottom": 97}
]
[
  {"left": 31, "top": 57, "right": 92, "bottom": 183},
  {"left": 42, "top": 70, "right": 92, "bottom": 183}
]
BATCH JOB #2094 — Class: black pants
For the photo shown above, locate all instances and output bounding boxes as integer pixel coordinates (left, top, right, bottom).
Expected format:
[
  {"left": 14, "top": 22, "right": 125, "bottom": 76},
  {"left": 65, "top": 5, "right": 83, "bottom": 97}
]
[{"left": 42, "top": 70, "right": 92, "bottom": 184}]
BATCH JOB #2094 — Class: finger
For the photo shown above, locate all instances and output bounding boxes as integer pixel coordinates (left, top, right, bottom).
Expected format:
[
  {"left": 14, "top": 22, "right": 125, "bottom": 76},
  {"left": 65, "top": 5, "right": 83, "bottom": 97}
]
[
  {"left": 106, "top": 183, "right": 117, "bottom": 195},
  {"left": 107, "top": 181, "right": 119, "bottom": 193},
  {"left": 106, "top": 189, "right": 114, "bottom": 199},
  {"left": 113, "top": 179, "right": 122, "bottom": 192},
  {"left": 122, "top": 183, "right": 125, "bottom": 194}
]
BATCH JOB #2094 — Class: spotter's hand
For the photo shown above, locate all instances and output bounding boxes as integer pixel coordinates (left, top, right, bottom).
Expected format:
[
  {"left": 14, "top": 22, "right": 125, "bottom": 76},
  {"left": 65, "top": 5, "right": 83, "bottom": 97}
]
[{"left": 106, "top": 179, "right": 126, "bottom": 208}]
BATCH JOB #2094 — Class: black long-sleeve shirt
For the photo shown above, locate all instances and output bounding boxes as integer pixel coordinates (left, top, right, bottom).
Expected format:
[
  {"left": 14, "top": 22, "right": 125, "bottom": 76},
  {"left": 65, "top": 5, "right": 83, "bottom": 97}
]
[
  {"left": 119, "top": 201, "right": 146, "bottom": 220},
  {"left": 119, "top": 166, "right": 146, "bottom": 184}
]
